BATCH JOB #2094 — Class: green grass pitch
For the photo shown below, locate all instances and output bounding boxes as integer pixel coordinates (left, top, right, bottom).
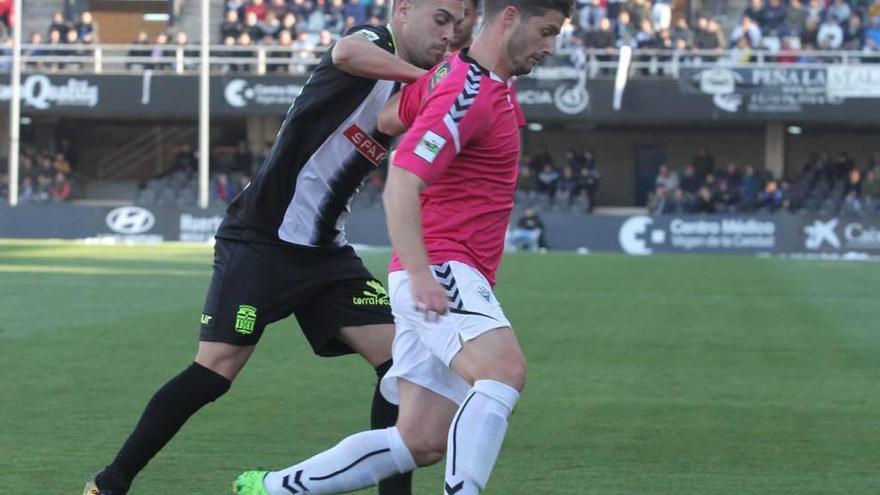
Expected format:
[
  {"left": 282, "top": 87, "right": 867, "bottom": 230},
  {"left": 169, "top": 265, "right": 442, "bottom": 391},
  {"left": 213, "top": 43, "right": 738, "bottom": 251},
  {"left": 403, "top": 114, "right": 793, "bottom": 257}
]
[{"left": 1, "top": 240, "right": 878, "bottom": 494}]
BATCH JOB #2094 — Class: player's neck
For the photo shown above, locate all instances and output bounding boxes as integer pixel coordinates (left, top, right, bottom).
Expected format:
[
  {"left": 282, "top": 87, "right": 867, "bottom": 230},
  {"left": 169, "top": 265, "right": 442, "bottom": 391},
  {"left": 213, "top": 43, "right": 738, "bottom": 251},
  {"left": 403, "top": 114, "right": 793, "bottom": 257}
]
[{"left": 468, "top": 34, "right": 512, "bottom": 80}]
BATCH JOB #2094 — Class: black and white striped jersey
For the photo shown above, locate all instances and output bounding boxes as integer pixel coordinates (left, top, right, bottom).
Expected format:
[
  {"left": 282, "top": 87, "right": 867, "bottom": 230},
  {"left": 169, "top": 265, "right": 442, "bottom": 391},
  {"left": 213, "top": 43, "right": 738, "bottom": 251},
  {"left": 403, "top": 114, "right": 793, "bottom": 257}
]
[{"left": 219, "top": 24, "right": 397, "bottom": 248}]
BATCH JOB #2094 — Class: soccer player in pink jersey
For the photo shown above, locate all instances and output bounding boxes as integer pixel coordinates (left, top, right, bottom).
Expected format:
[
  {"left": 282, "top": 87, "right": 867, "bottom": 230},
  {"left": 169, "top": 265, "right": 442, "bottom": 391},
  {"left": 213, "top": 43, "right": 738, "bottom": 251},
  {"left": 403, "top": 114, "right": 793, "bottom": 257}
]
[{"left": 234, "top": 0, "right": 569, "bottom": 494}]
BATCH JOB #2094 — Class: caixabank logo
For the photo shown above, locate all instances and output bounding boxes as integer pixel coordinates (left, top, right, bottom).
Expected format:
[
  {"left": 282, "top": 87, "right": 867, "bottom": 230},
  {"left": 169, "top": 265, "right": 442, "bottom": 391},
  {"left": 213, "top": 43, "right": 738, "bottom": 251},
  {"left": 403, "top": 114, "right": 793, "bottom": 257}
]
[{"left": 804, "top": 218, "right": 880, "bottom": 252}]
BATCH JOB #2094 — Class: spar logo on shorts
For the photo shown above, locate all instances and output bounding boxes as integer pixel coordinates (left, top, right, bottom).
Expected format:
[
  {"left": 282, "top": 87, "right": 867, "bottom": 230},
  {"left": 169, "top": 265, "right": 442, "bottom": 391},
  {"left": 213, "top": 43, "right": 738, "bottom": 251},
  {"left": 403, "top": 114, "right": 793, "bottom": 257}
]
[
  {"left": 352, "top": 280, "right": 390, "bottom": 306},
  {"left": 235, "top": 305, "right": 257, "bottom": 334}
]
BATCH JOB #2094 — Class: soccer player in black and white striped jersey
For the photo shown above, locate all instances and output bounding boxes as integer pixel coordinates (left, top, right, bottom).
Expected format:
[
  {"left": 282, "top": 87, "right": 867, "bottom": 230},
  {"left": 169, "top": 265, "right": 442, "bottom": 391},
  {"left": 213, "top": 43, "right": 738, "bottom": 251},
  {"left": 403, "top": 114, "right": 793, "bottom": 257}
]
[{"left": 83, "top": 1, "right": 464, "bottom": 494}]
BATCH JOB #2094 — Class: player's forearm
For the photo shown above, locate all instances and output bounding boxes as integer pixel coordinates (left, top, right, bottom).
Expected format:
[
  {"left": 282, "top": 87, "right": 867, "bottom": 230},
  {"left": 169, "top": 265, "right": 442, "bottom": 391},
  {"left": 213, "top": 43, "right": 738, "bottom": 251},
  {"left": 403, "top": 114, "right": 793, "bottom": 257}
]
[
  {"left": 383, "top": 167, "right": 432, "bottom": 277},
  {"left": 332, "top": 36, "right": 426, "bottom": 83}
]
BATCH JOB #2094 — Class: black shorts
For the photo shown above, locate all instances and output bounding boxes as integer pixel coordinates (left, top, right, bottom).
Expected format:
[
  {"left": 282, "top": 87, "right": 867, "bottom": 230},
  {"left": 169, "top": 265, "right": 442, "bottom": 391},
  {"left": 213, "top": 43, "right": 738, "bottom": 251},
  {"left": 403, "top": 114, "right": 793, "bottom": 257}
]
[{"left": 199, "top": 238, "right": 393, "bottom": 356}]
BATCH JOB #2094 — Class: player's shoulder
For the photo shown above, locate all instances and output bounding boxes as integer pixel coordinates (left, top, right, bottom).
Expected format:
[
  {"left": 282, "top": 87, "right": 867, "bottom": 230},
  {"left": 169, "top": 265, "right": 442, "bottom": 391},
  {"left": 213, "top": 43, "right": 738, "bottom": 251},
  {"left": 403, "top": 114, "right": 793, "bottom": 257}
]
[{"left": 344, "top": 24, "right": 394, "bottom": 52}]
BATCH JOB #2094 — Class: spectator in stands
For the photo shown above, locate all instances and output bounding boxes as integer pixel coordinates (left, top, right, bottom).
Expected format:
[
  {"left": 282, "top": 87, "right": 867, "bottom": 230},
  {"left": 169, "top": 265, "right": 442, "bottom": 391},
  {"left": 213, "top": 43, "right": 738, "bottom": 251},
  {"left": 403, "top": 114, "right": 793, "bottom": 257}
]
[
  {"left": 243, "top": 11, "right": 264, "bottom": 40},
  {"left": 693, "top": 147, "right": 715, "bottom": 177},
  {"left": 635, "top": 18, "right": 657, "bottom": 48},
  {"left": 759, "top": 0, "right": 787, "bottom": 37},
  {"left": 343, "top": 0, "right": 369, "bottom": 26},
  {"left": 48, "top": 11, "right": 71, "bottom": 39},
  {"left": 279, "top": 12, "right": 298, "bottom": 40},
  {"left": 317, "top": 29, "right": 335, "bottom": 49},
  {"left": 840, "top": 15, "right": 864, "bottom": 49},
  {"left": 865, "top": 16, "right": 880, "bottom": 48},
  {"left": 758, "top": 180, "right": 783, "bottom": 211},
  {"left": 715, "top": 178, "right": 740, "bottom": 212},
  {"left": 668, "top": 187, "right": 691, "bottom": 213},
  {"left": 509, "top": 207, "right": 546, "bottom": 251},
  {"left": 861, "top": 169, "right": 880, "bottom": 212},
  {"left": 53, "top": 153, "right": 72, "bottom": 175},
  {"left": 557, "top": 166, "right": 578, "bottom": 206},
  {"left": 221, "top": 9, "right": 244, "bottom": 39},
  {"left": 740, "top": 164, "right": 761, "bottom": 205},
  {"left": 655, "top": 164, "right": 680, "bottom": 190},
  {"left": 215, "top": 172, "right": 236, "bottom": 203},
  {"left": 126, "top": 31, "right": 150, "bottom": 70},
  {"left": 369, "top": 0, "right": 389, "bottom": 23},
  {"left": 228, "top": 0, "right": 247, "bottom": 15},
  {"left": 784, "top": 0, "right": 807, "bottom": 37},
  {"left": 537, "top": 163, "right": 561, "bottom": 200},
  {"left": 721, "top": 162, "right": 741, "bottom": 190},
  {"left": 842, "top": 168, "right": 864, "bottom": 213},
  {"left": 801, "top": 18, "right": 820, "bottom": 49},
  {"left": 245, "top": 0, "right": 269, "bottom": 20},
  {"left": 680, "top": 163, "right": 701, "bottom": 195},
  {"left": 826, "top": 0, "right": 853, "bottom": 25},
  {"left": 805, "top": 0, "right": 823, "bottom": 25},
  {"left": 818, "top": 16, "right": 844, "bottom": 49},
  {"left": 150, "top": 32, "right": 172, "bottom": 70},
  {"left": 730, "top": 15, "right": 762, "bottom": 48},
  {"left": 19, "top": 176, "right": 34, "bottom": 202},
  {"left": 269, "top": 0, "right": 289, "bottom": 18},
  {"left": 529, "top": 144, "right": 555, "bottom": 174},
  {"left": 259, "top": 10, "right": 281, "bottom": 40},
  {"left": 579, "top": 0, "right": 607, "bottom": 31},
  {"left": 517, "top": 166, "right": 536, "bottom": 202},
  {"left": 694, "top": 185, "right": 716, "bottom": 213},
  {"left": 744, "top": 0, "right": 764, "bottom": 23},
  {"left": 269, "top": 30, "right": 294, "bottom": 71},
  {"left": 236, "top": 32, "right": 256, "bottom": 72},
  {"left": 616, "top": 10, "right": 638, "bottom": 47},
  {"left": 648, "top": 184, "right": 672, "bottom": 214},
  {"left": 575, "top": 165, "right": 600, "bottom": 212},
  {"left": 585, "top": 17, "right": 616, "bottom": 69},
  {"left": 50, "top": 172, "right": 71, "bottom": 202},
  {"left": 77, "top": 11, "right": 99, "bottom": 43},
  {"left": 670, "top": 17, "right": 693, "bottom": 46}
]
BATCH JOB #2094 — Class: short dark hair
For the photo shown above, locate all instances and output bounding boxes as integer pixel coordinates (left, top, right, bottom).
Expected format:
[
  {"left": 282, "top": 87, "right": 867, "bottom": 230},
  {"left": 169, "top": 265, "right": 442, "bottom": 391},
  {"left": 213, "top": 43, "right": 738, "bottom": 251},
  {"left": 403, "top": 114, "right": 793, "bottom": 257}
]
[{"left": 483, "top": 0, "right": 573, "bottom": 20}]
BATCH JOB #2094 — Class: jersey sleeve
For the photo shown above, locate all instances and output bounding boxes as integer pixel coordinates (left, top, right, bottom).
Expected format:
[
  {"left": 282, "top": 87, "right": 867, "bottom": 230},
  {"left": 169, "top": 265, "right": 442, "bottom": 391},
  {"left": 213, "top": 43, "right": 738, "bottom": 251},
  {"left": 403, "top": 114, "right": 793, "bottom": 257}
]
[
  {"left": 398, "top": 74, "right": 429, "bottom": 128},
  {"left": 393, "top": 69, "right": 487, "bottom": 185},
  {"left": 340, "top": 24, "right": 395, "bottom": 54}
]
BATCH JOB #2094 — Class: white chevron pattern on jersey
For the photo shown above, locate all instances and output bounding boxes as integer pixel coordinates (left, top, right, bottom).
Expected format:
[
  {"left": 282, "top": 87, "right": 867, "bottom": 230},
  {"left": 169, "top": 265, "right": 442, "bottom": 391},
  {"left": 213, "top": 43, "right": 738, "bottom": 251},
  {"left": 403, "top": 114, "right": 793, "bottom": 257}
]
[
  {"left": 443, "top": 64, "right": 482, "bottom": 153},
  {"left": 432, "top": 262, "right": 464, "bottom": 310}
]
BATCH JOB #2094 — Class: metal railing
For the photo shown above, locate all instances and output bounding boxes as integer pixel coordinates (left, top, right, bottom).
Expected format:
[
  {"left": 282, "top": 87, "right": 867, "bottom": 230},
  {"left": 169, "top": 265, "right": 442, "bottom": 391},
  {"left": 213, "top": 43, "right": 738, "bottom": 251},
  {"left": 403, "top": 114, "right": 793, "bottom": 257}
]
[{"left": 1, "top": 44, "right": 878, "bottom": 77}]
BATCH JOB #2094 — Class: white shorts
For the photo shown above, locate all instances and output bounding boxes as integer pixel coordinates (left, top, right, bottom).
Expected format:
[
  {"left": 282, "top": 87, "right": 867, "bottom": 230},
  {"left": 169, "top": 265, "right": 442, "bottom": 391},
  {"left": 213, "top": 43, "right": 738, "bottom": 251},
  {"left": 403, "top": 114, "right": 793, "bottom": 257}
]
[{"left": 380, "top": 261, "right": 512, "bottom": 406}]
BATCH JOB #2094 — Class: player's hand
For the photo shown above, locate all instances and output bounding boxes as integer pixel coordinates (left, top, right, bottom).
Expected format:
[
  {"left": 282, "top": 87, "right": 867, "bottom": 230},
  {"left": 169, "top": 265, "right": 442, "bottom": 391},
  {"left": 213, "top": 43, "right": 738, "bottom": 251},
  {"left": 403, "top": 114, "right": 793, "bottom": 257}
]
[{"left": 410, "top": 271, "right": 449, "bottom": 321}]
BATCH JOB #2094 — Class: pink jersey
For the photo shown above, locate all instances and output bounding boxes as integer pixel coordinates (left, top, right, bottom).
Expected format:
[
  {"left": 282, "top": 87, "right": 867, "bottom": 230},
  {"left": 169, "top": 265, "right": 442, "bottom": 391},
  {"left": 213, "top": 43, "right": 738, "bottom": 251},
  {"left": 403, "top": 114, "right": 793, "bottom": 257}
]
[{"left": 388, "top": 52, "right": 520, "bottom": 286}]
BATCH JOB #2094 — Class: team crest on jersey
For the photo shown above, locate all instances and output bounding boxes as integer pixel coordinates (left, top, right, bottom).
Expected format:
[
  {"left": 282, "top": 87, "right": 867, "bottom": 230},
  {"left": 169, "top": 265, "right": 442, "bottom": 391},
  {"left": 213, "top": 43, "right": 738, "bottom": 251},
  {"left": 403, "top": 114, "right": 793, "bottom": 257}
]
[
  {"left": 429, "top": 61, "right": 451, "bottom": 92},
  {"left": 476, "top": 286, "right": 492, "bottom": 303}
]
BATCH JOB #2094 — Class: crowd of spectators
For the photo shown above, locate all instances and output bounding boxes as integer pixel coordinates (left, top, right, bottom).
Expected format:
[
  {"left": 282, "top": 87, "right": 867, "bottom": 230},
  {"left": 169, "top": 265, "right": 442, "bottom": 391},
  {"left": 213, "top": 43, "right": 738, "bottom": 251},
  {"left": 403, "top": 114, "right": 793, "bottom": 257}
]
[
  {"left": 518, "top": 145, "right": 601, "bottom": 213},
  {"left": 0, "top": 145, "right": 74, "bottom": 204},
  {"left": 648, "top": 148, "right": 880, "bottom": 216},
  {"left": 558, "top": 0, "right": 880, "bottom": 56}
]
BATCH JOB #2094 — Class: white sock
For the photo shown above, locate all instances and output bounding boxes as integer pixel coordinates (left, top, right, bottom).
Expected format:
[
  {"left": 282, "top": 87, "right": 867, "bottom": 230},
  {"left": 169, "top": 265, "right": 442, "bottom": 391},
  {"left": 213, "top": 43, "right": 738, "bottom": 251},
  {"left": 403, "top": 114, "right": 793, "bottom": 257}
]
[
  {"left": 444, "top": 380, "right": 520, "bottom": 495},
  {"left": 264, "top": 427, "right": 416, "bottom": 495}
]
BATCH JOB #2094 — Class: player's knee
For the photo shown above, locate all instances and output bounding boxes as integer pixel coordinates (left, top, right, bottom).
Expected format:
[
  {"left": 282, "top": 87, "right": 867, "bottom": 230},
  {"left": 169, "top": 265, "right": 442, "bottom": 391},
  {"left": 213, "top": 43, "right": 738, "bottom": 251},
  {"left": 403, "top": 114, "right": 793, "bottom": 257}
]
[
  {"left": 407, "top": 438, "right": 446, "bottom": 467},
  {"left": 396, "top": 424, "right": 446, "bottom": 467},
  {"left": 478, "top": 354, "right": 527, "bottom": 392}
]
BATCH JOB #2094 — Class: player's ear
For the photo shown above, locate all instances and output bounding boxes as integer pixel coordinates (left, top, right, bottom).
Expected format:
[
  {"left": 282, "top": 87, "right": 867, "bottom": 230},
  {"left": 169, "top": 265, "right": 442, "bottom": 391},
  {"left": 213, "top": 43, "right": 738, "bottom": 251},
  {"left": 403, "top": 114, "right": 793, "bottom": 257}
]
[
  {"left": 397, "top": 0, "right": 413, "bottom": 19},
  {"left": 501, "top": 5, "right": 519, "bottom": 29}
]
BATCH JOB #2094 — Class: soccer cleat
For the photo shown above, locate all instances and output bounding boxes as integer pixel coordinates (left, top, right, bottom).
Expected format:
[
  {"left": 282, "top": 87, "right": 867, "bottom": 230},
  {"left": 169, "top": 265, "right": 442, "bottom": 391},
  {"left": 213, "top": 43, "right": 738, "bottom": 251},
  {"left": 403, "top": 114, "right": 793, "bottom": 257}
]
[
  {"left": 233, "top": 470, "right": 270, "bottom": 495},
  {"left": 83, "top": 469, "right": 130, "bottom": 495}
]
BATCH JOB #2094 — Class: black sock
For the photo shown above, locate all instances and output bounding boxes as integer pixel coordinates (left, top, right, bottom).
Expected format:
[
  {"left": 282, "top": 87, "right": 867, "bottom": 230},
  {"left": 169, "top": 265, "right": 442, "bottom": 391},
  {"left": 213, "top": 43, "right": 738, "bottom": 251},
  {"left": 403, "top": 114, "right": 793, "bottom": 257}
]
[
  {"left": 103, "top": 362, "right": 231, "bottom": 486},
  {"left": 373, "top": 360, "right": 412, "bottom": 495}
]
